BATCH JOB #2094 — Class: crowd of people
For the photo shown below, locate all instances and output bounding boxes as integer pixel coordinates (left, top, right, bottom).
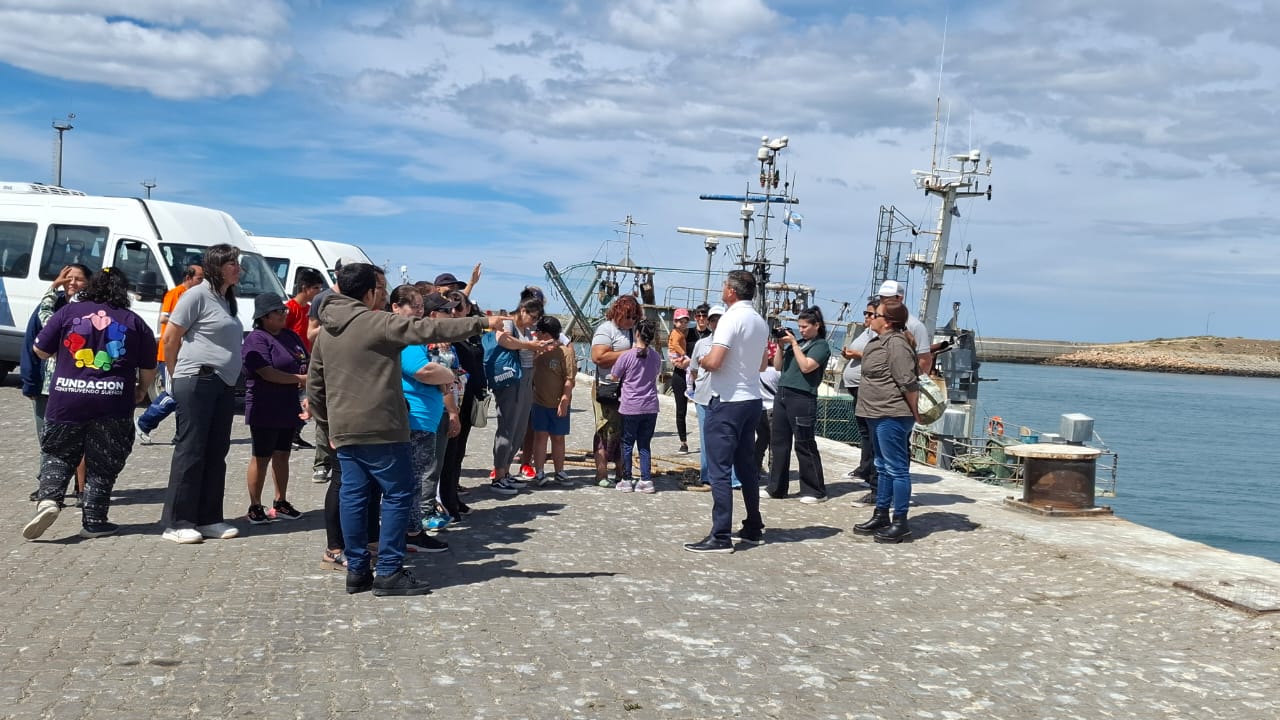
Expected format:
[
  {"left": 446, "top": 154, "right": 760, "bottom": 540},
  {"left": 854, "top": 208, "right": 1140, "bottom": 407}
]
[{"left": 19, "top": 245, "right": 933, "bottom": 594}]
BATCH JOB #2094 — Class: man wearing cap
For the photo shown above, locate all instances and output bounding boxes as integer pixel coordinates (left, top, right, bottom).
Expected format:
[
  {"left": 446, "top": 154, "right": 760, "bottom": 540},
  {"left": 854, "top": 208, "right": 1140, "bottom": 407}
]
[
  {"left": 876, "top": 280, "right": 932, "bottom": 373},
  {"left": 684, "top": 270, "right": 769, "bottom": 554},
  {"left": 433, "top": 263, "right": 482, "bottom": 297},
  {"left": 307, "top": 263, "right": 508, "bottom": 596},
  {"left": 685, "top": 304, "right": 724, "bottom": 491},
  {"left": 667, "top": 308, "right": 694, "bottom": 454}
]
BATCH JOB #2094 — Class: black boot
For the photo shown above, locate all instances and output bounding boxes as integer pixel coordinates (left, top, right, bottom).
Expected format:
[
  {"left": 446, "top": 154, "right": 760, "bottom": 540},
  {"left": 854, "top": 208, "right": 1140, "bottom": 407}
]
[
  {"left": 853, "top": 508, "right": 891, "bottom": 535},
  {"left": 874, "top": 514, "right": 913, "bottom": 543}
]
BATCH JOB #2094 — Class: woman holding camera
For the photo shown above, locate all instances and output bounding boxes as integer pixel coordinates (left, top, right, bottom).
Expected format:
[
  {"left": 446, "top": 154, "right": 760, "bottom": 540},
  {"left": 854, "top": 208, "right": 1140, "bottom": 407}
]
[{"left": 762, "top": 306, "right": 831, "bottom": 503}]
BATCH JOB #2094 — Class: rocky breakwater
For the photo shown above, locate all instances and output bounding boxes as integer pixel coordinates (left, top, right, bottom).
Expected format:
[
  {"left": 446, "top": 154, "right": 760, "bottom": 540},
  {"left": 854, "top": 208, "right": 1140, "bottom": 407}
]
[{"left": 1047, "top": 336, "right": 1280, "bottom": 378}]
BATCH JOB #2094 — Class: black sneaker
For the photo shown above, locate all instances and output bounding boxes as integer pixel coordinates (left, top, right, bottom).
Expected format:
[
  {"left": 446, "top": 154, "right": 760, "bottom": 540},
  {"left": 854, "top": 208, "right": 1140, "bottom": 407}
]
[
  {"left": 372, "top": 567, "right": 432, "bottom": 597},
  {"left": 272, "top": 499, "right": 303, "bottom": 520},
  {"left": 405, "top": 533, "right": 449, "bottom": 553},
  {"left": 346, "top": 570, "right": 374, "bottom": 594},
  {"left": 849, "top": 491, "right": 878, "bottom": 508},
  {"left": 79, "top": 522, "right": 119, "bottom": 539},
  {"left": 291, "top": 432, "right": 314, "bottom": 450},
  {"left": 456, "top": 503, "right": 472, "bottom": 516},
  {"left": 735, "top": 529, "right": 764, "bottom": 546},
  {"left": 683, "top": 536, "right": 734, "bottom": 554},
  {"left": 247, "top": 504, "right": 272, "bottom": 524}
]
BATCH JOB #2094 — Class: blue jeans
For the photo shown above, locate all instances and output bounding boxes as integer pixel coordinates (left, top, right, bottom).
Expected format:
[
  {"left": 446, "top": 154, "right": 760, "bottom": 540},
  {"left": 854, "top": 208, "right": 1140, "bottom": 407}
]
[
  {"left": 137, "top": 363, "right": 176, "bottom": 434},
  {"left": 620, "top": 413, "right": 658, "bottom": 481},
  {"left": 704, "top": 397, "right": 764, "bottom": 542},
  {"left": 870, "top": 416, "right": 915, "bottom": 516},
  {"left": 338, "top": 442, "right": 414, "bottom": 576}
]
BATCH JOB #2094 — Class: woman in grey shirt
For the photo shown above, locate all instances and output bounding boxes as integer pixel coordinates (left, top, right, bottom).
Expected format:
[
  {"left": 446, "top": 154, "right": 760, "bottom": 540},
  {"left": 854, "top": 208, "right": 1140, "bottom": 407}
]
[{"left": 159, "top": 244, "right": 245, "bottom": 544}]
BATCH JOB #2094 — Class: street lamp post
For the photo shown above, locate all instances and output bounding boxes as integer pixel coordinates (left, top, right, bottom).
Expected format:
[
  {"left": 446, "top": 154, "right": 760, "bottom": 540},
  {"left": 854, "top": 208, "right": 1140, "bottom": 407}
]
[{"left": 52, "top": 114, "right": 75, "bottom": 187}]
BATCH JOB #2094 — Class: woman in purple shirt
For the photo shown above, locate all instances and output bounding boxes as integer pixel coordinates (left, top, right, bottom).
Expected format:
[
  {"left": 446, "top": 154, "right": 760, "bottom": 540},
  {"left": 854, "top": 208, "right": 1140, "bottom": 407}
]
[
  {"left": 609, "top": 319, "right": 662, "bottom": 494},
  {"left": 241, "top": 294, "right": 309, "bottom": 525},
  {"left": 23, "top": 268, "right": 157, "bottom": 540}
]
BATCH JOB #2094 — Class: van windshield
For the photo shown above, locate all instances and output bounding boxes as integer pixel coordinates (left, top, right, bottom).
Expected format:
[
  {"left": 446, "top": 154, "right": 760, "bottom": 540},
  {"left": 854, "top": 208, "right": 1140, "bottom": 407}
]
[{"left": 159, "top": 244, "right": 286, "bottom": 299}]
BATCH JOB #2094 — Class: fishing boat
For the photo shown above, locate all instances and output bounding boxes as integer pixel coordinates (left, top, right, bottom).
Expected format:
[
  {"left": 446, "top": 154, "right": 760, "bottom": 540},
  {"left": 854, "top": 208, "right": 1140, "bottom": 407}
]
[{"left": 544, "top": 133, "right": 1118, "bottom": 496}]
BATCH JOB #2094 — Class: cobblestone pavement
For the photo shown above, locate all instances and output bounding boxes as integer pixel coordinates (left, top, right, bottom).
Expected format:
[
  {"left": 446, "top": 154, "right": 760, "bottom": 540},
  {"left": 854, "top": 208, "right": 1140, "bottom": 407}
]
[{"left": 1, "top": 379, "right": 1278, "bottom": 719}]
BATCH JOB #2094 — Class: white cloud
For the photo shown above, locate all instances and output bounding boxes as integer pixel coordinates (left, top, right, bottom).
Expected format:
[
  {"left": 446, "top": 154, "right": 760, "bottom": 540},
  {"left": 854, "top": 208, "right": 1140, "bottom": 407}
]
[
  {"left": 0, "top": 0, "right": 290, "bottom": 34},
  {"left": 605, "top": 0, "right": 778, "bottom": 49},
  {"left": 0, "top": 3, "right": 290, "bottom": 99}
]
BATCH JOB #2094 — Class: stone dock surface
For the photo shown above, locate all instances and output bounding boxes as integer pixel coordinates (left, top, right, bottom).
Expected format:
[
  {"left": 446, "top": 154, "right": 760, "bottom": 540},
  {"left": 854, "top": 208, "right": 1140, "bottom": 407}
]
[{"left": 1, "top": 376, "right": 1278, "bottom": 719}]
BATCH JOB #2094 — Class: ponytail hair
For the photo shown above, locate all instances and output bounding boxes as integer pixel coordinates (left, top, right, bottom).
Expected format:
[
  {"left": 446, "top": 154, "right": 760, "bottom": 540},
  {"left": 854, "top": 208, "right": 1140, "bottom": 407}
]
[
  {"left": 797, "top": 305, "right": 827, "bottom": 338},
  {"left": 634, "top": 318, "right": 656, "bottom": 357}
]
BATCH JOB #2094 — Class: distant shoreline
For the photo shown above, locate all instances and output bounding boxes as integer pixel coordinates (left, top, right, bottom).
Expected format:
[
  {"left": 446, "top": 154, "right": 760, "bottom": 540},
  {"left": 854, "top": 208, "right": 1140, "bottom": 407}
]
[{"left": 977, "top": 336, "right": 1280, "bottom": 379}]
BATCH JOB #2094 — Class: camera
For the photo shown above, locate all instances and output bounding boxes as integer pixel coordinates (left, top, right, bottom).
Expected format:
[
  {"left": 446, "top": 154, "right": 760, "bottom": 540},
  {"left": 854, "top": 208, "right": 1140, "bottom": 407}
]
[{"left": 771, "top": 326, "right": 793, "bottom": 339}]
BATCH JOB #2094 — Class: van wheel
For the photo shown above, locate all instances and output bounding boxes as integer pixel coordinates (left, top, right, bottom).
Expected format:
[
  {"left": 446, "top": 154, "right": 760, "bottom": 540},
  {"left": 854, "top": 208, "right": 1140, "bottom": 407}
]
[{"left": 0, "top": 361, "right": 15, "bottom": 379}]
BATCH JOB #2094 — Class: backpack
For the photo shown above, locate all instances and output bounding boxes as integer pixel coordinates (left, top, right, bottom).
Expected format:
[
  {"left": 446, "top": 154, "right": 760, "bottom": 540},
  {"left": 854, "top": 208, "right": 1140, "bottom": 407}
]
[{"left": 481, "top": 328, "right": 522, "bottom": 390}]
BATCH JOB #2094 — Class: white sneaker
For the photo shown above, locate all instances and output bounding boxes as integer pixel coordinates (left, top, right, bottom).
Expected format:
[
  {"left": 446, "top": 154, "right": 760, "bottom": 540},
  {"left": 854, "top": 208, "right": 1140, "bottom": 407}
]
[
  {"left": 22, "top": 500, "right": 61, "bottom": 540},
  {"left": 759, "top": 489, "right": 773, "bottom": 499},
  {"left": 134, "top": 418, "right": 152, "bottom": 445},
  {"left": 311, "top": 469, "right": 330, "bottom": 484},
  {"left": 798, "top": 495, "right": 828, "bottom": 504},
  {"left": 196, "top": 522, "right": 240, "bottom": 539},
  {"left": 162, "top": 527, "right": 204, "bottom": 544}
]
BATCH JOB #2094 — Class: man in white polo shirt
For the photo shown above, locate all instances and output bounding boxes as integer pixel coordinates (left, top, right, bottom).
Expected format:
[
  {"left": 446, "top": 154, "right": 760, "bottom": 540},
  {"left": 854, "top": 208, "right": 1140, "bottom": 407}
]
[
  {"left": 684, "top": 270, "right": 770, "bottom": 554},
  {"left": 877, "top": 280, "right": 932, "bottom": 373}
]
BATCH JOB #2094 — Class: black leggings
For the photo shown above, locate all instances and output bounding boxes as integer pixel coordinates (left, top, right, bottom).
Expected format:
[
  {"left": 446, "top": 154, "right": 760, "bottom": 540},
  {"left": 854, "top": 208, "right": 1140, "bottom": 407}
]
[
  {"left": 670, "top": 370, "right": 689, "bottom": 443},
  {"left": 36, "top": 418, "right": 134, "bottom": 524},
  {"left": 440, "top": 390, "right": 476, "bottom": 515}
]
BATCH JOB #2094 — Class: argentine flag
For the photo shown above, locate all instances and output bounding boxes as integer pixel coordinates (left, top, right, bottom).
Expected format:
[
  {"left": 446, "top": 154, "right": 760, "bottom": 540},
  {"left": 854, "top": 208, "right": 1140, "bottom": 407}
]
[{"left": 784, "top": 210, "right": 804, "bottom": 229}]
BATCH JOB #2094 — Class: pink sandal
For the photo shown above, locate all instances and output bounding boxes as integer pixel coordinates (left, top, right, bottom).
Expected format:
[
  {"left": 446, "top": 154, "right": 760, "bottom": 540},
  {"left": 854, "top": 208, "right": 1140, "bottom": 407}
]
[{"left": 321, "top": 548, "right": 347, "bottom": 571}]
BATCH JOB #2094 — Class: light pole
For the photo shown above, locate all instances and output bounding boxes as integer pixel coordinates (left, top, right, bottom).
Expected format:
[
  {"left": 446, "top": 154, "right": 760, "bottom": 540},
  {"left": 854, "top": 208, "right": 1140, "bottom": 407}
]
[
  {"left": 702, "top": 237, "right": 719, "bottom": 303},
  {"left": 141, "top": 179, "right": 156, "bottom": 198},
  {"left": 1205, "top": 312, "right": 1215, "bottom": 337},
  {"left": 52, "top": 114, "right": 75, "bottom": 187}
]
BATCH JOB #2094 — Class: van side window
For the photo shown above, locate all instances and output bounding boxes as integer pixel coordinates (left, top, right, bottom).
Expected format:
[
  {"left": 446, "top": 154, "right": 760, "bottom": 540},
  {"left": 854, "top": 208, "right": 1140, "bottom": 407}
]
[
  {"left": 265, "top": 256, "right": 289, "bottom": 287},
  {"left": 112, "top": 239, "right": 167, "bottom": 303},
  {"left": 39, "top": 224, "right": 108, "bottom": 280},
  {"left": 0, "top": 221, "right": 37, "bottom": 278}
]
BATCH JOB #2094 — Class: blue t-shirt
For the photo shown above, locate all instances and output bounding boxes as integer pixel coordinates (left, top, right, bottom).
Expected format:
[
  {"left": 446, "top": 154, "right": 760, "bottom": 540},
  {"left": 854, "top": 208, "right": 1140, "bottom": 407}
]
[
  {"left": 34, "top": 301, "right": 158, "bottom": 424},
  {"left": 401, "top": 345, "right": 444, "bottom": 432}
]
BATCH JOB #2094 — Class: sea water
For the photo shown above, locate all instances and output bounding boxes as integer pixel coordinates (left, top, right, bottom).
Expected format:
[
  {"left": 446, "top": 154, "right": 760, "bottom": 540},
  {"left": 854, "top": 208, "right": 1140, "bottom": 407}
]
[{"left": 974, "top": 362, "right": 1280, "bottom": 563}]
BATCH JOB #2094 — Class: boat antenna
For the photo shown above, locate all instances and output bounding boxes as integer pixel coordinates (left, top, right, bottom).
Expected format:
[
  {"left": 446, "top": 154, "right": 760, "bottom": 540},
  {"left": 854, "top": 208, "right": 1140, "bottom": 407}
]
[{"left": 930, "top": 16, "right": 948, "bottom": 174}]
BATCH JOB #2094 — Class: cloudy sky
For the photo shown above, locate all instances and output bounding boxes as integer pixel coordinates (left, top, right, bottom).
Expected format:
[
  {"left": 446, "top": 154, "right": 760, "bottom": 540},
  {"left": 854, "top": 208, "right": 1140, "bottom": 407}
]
[{"left": 0, "top": 0, "right": 1277, "bottom": 342}]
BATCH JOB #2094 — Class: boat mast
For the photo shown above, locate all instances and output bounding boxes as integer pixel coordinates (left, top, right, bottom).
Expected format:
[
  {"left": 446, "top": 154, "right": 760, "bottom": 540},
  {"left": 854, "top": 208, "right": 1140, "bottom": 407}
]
[
  {"left": 681, "top": 135, "right": 799, "bottom": 318},
  {"left": 910, "top": 150, "right": 992, "bottom": 336}
]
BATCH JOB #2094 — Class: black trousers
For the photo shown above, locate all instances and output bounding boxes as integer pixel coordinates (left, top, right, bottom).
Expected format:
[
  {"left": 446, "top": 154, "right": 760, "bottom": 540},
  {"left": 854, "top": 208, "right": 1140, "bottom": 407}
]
[
  {"left": 755, "top": 408, "right": 772, "bottom": 473},
  {"left": 162, "top": 375, "right": 234, "bottom": 529},
  {"left": 37, "top": 417, "right": 134, "bottom": 524},
  {"left": 439, "top": 390, "right": 475, "bottom": 516},
  {"left": 766, "top": 387, "right": 827, "bottom": 498},
  {"left": 847, "top": 386, "right": 878, "bottom": 482},
  {"left": 669, "top": 370, "right": 689, "bottom": 443}
]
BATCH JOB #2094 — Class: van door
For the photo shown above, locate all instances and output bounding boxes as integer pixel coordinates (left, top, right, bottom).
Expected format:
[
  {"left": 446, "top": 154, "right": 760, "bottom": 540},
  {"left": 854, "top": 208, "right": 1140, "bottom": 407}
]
[{"left": 110, "top": 237, "right": 171, "bottom": 336}]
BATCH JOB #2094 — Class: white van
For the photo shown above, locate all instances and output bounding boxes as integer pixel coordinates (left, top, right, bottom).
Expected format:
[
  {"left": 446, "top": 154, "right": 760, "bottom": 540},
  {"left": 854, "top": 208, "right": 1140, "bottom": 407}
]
[
  {"left": 0, "top": 182, "right": 286, "bottom": 376},
  {"left": 250, "top": 236, "right": 374, "bottom": 293}
]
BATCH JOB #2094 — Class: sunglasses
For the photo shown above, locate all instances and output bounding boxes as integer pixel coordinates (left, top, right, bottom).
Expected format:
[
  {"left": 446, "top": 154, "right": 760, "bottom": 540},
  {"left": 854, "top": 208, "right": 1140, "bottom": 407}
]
[{"left": 863, "top": 311, "right": 874, "bottom": 317}]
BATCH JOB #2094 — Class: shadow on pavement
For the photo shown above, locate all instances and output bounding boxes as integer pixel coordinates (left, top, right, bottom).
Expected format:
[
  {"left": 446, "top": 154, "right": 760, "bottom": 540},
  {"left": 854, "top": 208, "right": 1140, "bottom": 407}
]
[{"left": 760, "top": 524, "right": 841, "bottom": 544}]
